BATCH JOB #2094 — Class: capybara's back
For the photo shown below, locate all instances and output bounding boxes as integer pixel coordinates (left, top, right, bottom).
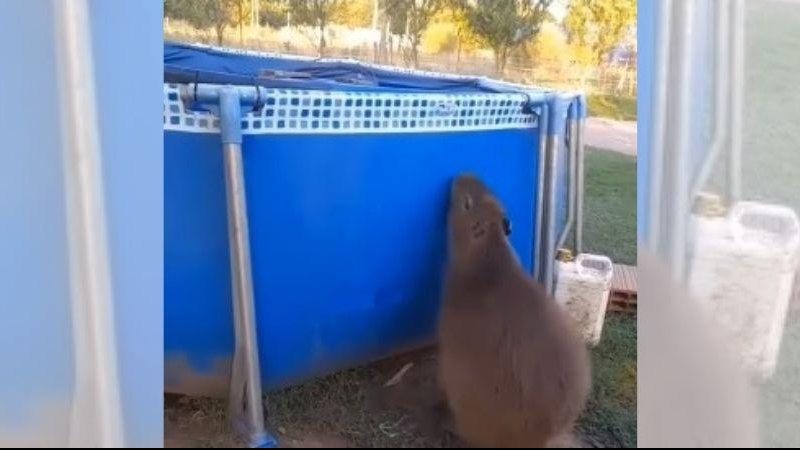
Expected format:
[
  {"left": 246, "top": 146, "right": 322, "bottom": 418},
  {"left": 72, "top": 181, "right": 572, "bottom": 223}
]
[{"left": 439, "top": 174, "right": 590, "bottom": 448}]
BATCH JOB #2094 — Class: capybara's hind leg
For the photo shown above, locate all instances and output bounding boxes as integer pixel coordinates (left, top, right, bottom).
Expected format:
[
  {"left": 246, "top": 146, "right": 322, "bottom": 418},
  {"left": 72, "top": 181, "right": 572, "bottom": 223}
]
[
  {"left": 416, "top": 394, "right": 454, "bottom": 438},
  {"left": 435, "top": 400, "right": 457, "bottom": 435}
]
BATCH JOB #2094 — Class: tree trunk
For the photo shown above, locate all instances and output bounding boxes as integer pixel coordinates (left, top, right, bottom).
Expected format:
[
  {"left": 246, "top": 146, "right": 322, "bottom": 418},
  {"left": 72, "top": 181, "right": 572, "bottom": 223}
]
[
  {"left": 617, "top": 59, "right": 631, "bottom": 95},
  {"left": 252, "top": 0, "right": 260, "bottom": 28},
  {"left": 238, "top": 0, "right": 244, "bottom": 46},
  {"left": 377, "top": 15, "right": 388, "bottom": 63},
  {"left": 318, "top": 24, "right": 326, "bottom": 57},
  {"left": 456, "top": 33, "right": 462, "bottom": 69},
  {"left": 494, "top": 47, "right": 508, "bottom": 75},
  {"left": 411, "top": 35, "right": 419, "bottom": 69},
  {"left": 216, "top": 24, "right": 225, "bottom": 46}
]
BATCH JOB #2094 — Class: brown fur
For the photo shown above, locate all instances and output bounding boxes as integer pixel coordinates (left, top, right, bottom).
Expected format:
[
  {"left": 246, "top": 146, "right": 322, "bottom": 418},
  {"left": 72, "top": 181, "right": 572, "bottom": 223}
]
[{"left": 438, "top": 174, "right": 591, "bottom": 448}]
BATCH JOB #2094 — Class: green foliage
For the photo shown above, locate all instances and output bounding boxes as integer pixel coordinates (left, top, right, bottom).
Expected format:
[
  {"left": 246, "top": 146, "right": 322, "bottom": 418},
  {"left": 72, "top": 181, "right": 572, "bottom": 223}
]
[
  {"left": 164, "top": 0, "right": 239, "bottom": 45},
  {"left": 564, "top": 0, "right": 636, "bottom": 66},
  {"left": 460, "top": 0, "right": 554, "bottom": 74},
  {"left": 381, "top": 0, "right": 445, "bottom": 67},
  {"left": 330, "top": 0, "right": 374, "bottom": 28},
  {"left": 260, "top": 0, "right": 290, "bottom": 28},
  {"left": 587, "top": 94, "right": 637, "bottom": 121},
  {"left": 382, "top": 0, "right": 409, "bottom": 35},
  {"left": 406, "top": 0, "right": 446, "bottom": 66},
  {"left": 527, "top": 21, "right": 568, "bottom": 62},
  {"left": 422, "top": 6, "right": 482, "bottom": 57},
  {"left": 288, "top": 0, "right": 345, "bottom": 55},
  {"left": 447, "top": 4, "right": 482, "bottom": 53}
]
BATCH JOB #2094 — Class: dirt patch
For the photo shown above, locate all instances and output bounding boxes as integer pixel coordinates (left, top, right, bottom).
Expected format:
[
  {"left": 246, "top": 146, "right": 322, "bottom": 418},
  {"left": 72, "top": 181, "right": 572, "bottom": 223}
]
[
  {"left": 165, "top": 329, "right": 635, "bottom": 448},
  {"left": 164, "top": 349, "right": 454, "bottom": 448},
  {"left": 585, "top": 118, "right": 637, "bottom": 156},
  {"left": 264, "top": 348, "right": 461, "bottom": 448},
  {"left": 164, "top": 394, "right": 243, "bottom": 448}
]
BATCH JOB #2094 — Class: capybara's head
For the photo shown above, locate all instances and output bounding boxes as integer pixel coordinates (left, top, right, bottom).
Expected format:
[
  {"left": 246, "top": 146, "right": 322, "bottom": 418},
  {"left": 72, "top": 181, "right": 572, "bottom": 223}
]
[{"left": 448, "top": 174, "right": 511, "bottom": 262}]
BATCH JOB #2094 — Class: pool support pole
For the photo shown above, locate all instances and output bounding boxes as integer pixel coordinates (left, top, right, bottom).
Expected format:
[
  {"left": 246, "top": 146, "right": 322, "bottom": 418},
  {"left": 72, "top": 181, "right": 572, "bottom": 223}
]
[
  {"left": 541, "top": 96, "right": 571, "bottom": 295},
  {"left": 575, "top": 94, "right": 586, "bottom": 255},
  {"left": 534, "top": 102, "right": 549, "bottom": 282},
  {"left": 181, "top": 84, "right": 277, "bottom": 449},
  {"left": 727, "top": 0, "right": 745, "bottom": 205},
  {"left": 555, "top": 95, "right": 585, "bottom": 255}
]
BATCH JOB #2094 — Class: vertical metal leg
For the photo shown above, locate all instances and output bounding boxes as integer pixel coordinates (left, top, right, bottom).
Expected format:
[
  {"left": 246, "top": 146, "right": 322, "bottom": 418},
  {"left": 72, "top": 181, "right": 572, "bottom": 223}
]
[
  {"left": 534, "top": 104, "right": 549, "bottom": 280},
  {"left": 727, "top": 0, "right": 745, "bottom": 205},
  {"left": 690, "top": 0, "right": 731, "bottom": 200},
  {"left": 218, "top": 88, "right": 275, "bottom": 448},
  {"left": 543, "top": 133, "right": 560, "bottom": 296},
  {"left": 556, "top": 116, "right": 577, "bottom": 253},
  {"left": 224, "top": 142, "right": 270, "bottom": 447},
  {"left": 647, "top": 0, "right": 673, "bottom": 251},
  {"left": 666, "top": 0, "right": 695, "bottom": 279},
  {"left": 574, "top": 117, "right": 585, "bottom": 255}
]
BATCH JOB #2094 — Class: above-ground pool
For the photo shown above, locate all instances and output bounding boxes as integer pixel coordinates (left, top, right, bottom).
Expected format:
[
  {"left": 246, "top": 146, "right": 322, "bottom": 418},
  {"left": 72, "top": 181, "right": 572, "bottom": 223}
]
[{"left": 163, "top": 42, "right": 584, "bottom": 395}]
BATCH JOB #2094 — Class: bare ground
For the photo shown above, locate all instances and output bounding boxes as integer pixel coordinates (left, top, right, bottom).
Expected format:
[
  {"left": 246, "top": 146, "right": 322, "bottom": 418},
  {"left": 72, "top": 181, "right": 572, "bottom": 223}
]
[
  {"left": 164, "top": 314, "right": 637, "bottom": 449},
  {"left": 163, "top": 347, "right": 597, "bottom": 448},
  {"left": 585, "top": 118, "right": 636, "bottom": 156},
  {"left": 164, "top": 348, "right": 459, "bottom": 448}
]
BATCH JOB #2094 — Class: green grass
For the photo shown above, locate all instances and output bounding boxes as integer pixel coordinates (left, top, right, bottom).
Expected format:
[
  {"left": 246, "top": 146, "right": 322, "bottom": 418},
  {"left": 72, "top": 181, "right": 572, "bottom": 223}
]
[
  {"left": 265, "top": 366, "right": 436, "bottom": 448},
  {"left": 742, "top": 6, "right": 800, "bottom": 439},
  {"left": 576, "top": 147, "right": 637, "bottom": 447},
  {"left": 761, "top": 316, "right": 800, "bottom": 448},
  {"left": 582, "top": 147, "right": 638, "bottom": 265},
  {"left": 738, "top": 1, "right": 800, "bottom": 213},
  {"left": 706, "top": 4, "right": 800, "bottom": 447},
  {"left": 577, "top": 314, "right": 637, "bottom": 448},
  {"left": 587, "top": 94, "right": 637, "bottom": 122}
]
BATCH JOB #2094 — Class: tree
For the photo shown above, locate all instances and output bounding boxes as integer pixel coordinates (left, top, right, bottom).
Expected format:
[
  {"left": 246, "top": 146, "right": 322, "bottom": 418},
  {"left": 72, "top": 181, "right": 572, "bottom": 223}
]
[
  {"left": 421, "top": 7, "right": 481, "bottom": 64},
  {"left": 330, "top": 0, "right": 374, "bottom": 28},
  {"left": 383, "top": 0, "right": 444, "bottom": 68},
  {"left": 260, "top": 0, "right": 290, "bottom": 28},
  {"left": 564, "top": 0, "right": 636, "bottom": 67},
  {"left": 231, "top": 0, "right": 253, "bottom": 45},
  {"left": 460, "top": 0, "right": 554, "bottom": 75},
  {"left": 164, "top": 0, "right": 239, "bottom": 46},
  {"left": 377, "top": 0, "right": 410, "bottom": 64},
  {"left": 404, "top": 0, "right": 446, "bottom": 67},
  {"left": 447, "top": 5, "right": 481, "bottom": 66},
  {"left": 528, "top": 21, "right": 568, "bottom": 62},
  {"left": 288, "top": 0, "right": 344, "bottom": 57}
]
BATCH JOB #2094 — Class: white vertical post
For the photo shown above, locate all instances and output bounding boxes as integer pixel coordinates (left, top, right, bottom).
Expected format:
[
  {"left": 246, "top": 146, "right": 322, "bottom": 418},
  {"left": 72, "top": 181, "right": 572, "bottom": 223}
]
[{"left": 53, "top": 0, "right": 124, "bottom": 446}]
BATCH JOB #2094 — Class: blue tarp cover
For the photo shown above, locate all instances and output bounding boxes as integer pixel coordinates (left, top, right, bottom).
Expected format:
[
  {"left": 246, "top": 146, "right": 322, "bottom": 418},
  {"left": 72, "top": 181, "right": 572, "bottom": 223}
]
[{"left": 165, "top": 41, "right": 549, "bottom": 94}]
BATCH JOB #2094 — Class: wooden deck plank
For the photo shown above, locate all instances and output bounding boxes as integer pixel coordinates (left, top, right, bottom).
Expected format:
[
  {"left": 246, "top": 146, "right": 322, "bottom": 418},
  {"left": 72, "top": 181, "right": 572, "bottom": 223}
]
[
  {"left": 611, "top": 263, "right": 638, "bottom": 293},
  {"left": 609, "top": 263, "right": 637, "bottom": 313}
]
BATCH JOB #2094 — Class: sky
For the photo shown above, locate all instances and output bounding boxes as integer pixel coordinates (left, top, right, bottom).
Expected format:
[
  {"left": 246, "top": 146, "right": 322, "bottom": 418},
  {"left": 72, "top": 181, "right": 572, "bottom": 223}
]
[{"left": 550, "top": 0, "right": 568, "bottom": 22}]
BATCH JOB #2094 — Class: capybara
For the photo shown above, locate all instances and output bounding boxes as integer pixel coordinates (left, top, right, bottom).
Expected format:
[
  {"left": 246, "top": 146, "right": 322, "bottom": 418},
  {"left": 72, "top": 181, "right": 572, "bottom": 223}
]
[{"left": 438, "top": 174, "right": 591, "bottom": 448}]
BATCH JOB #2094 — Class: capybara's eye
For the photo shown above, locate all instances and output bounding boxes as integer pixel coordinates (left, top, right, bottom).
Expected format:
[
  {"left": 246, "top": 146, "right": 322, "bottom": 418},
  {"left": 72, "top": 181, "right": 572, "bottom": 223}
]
[
  {"left": 503, "top": 218, "right": 512, "bottom": 236},
  {"left": 463, "top": 195, "right": 473, "bottom": 211}
]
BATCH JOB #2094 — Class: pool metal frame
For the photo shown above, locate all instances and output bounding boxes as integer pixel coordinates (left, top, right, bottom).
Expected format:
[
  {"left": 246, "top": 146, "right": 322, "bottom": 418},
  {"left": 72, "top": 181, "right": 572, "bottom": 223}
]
[{"left": 644, "top": 0, "right": 746, "bottom": 280}]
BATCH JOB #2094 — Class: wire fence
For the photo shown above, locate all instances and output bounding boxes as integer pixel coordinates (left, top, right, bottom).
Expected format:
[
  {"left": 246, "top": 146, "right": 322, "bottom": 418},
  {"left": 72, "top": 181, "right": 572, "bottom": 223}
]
[{"left": 164, "top": 20, "right": 637, "bottom": 97}]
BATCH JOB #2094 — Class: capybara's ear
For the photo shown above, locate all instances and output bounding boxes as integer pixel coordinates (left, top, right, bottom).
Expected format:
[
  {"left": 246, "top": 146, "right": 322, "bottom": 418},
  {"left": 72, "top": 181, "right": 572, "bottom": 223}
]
[{"left": 503, "top": 217, "right": 512, "bottom": 236}]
